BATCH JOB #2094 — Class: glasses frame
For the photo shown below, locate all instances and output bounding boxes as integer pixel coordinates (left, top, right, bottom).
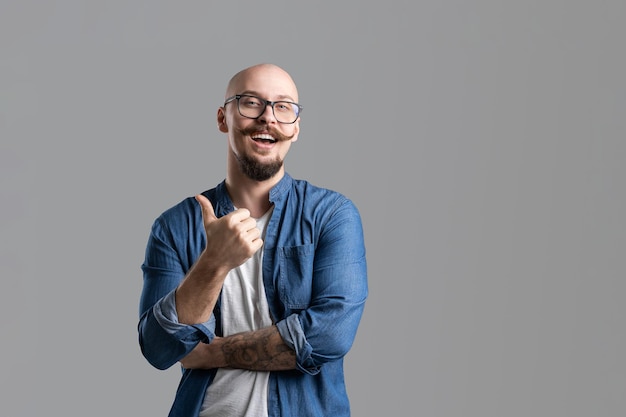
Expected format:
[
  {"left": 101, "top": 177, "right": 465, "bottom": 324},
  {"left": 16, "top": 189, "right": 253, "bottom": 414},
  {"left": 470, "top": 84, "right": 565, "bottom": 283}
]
[{"left": 224, "top": 94, "right": 302, "bottom": 124}]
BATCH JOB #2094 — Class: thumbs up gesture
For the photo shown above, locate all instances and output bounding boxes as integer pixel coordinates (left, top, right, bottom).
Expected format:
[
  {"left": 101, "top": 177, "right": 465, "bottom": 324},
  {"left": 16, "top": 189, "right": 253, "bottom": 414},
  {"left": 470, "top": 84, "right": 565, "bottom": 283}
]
[{"left": 195, "top": 194, "right": 264, "bottom": 272}]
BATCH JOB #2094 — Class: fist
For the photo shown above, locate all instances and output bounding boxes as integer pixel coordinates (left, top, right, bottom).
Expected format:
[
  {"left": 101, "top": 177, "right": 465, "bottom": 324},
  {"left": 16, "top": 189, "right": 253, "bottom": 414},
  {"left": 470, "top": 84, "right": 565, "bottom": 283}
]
[{"left": 195, "top": 194, "right": 263, "bottom": 271}]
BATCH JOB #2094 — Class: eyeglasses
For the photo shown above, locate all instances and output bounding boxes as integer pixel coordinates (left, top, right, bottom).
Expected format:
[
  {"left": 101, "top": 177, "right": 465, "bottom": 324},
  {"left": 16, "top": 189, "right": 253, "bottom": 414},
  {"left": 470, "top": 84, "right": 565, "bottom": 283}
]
[{"left": 224, "top": 94, "right": 302, "bottom": 124}]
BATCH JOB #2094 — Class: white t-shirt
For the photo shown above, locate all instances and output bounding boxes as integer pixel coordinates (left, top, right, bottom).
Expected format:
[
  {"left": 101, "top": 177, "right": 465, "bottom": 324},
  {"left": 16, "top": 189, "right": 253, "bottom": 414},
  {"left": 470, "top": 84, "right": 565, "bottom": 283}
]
[{"left": 200, "top": 207, "right": 274, "bottom": 417}]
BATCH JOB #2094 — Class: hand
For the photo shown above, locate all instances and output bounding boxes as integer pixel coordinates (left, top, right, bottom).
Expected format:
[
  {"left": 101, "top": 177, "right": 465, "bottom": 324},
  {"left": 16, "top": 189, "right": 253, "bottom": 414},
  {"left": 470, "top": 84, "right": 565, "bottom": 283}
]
[{"left": 195, "top": 195, "right": 263, "bottom": 272}]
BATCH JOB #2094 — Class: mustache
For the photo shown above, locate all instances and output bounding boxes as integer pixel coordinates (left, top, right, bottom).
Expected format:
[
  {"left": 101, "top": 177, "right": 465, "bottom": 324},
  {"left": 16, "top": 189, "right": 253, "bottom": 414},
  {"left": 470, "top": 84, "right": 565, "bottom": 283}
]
[{"left": 237, "top": 126, "right": 295, "bottom": 142}]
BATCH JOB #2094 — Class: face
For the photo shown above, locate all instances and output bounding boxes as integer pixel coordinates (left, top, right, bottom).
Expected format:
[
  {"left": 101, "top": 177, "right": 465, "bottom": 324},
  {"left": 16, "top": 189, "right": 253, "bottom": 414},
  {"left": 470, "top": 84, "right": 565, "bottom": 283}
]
[{"left": 218, "top": 64, "right": 300, "bottom": 182}]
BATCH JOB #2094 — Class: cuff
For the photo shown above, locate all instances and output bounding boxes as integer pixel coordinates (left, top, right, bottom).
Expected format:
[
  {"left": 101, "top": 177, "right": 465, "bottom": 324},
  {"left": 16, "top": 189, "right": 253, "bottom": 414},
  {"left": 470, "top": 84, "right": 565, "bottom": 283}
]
[
  {"left": 153, "top": 290, "right": 216, "bottom": 342},
  {"left": 276, "top": 314, "right": 321, "bottom": 375}
]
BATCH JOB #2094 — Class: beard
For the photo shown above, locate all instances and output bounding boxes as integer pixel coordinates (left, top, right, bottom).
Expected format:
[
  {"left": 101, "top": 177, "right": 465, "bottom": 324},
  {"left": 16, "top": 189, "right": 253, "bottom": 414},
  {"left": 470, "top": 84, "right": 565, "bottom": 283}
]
[
  {"left": 234, "top": 125, "right": 294, "bottom": 181},
  {"left": 235, "top": 152, "right": 284, "bottom": 181}
]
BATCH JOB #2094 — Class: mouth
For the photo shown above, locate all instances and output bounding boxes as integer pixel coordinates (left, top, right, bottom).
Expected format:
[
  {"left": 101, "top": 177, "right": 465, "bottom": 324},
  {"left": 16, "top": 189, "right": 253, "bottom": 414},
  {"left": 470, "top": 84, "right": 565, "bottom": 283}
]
[{"left": 251, "top": 133, "right": 277, "bottom": 144}]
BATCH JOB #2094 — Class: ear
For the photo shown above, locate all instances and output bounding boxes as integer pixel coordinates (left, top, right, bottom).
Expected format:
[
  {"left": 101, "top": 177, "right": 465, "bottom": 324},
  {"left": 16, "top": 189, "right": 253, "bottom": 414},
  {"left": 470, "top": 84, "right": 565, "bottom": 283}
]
[{"left": 217, "top": 107, "right": 228, "bottom": 133}]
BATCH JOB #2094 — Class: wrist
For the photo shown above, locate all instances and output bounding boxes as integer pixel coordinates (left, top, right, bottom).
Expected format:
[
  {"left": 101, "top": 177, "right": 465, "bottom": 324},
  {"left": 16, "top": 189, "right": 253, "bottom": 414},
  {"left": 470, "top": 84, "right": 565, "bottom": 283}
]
[{"left": 207, "top": 336, "right": 227, "bottom": 368}]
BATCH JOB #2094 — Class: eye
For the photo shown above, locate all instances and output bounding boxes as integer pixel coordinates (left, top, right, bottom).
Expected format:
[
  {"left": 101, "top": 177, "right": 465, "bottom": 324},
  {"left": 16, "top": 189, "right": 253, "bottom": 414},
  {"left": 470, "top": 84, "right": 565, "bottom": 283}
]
[
  {"left": 241, "top": 96, "right": 262, "bottom": 107},
  {"left": 274, "top": 102, "right": 292, "bottom": 113}
]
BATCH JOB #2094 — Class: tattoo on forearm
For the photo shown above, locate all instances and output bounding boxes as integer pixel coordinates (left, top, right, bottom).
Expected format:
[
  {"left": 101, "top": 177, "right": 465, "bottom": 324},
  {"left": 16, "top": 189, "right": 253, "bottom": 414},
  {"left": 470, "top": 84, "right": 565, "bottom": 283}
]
[{"left": 221, "top": 327, "right": 296, "bottom": 371}]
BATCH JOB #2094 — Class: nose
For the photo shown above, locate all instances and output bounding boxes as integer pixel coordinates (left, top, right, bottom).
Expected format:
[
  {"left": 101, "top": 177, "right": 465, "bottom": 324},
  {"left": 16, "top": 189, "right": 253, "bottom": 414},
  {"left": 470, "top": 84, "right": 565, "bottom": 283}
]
[{"left": 257, "top": 103, "right": 277, "bottom": 123}]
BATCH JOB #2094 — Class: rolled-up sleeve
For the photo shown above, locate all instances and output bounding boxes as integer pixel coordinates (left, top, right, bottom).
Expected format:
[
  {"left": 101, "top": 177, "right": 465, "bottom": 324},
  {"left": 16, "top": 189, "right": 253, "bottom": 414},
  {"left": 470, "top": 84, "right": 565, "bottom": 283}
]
[
  {"left": 139, "top": 290, "right": 215, "bottom": 370},
  {"left": 138, "top": 212, "right": 215, "bottom": 370}
]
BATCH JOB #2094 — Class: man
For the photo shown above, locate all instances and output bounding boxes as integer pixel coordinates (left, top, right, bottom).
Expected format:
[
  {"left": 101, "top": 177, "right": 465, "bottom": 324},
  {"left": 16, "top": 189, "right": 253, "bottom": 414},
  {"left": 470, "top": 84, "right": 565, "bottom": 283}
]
[{"left": 138, "top": 63, "right": 368, "bottom": 417}]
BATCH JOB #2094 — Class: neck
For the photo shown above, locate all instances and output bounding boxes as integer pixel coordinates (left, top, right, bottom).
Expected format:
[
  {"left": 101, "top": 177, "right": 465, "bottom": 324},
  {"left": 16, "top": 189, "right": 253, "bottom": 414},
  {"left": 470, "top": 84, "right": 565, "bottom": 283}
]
[{"left": 226, "top": 164, "right": 283, "bottom": 219}]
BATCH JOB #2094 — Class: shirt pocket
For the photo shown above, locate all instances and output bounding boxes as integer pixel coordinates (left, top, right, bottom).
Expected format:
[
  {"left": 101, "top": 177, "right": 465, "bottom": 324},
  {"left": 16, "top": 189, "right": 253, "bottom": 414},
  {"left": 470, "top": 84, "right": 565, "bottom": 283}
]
[{"left": 278, "top": 244, "right": 315, "bottom": 310}]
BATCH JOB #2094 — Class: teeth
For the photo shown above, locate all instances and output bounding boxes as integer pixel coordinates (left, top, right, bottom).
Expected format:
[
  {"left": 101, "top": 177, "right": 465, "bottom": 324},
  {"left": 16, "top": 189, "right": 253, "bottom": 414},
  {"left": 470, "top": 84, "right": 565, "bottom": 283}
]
[{"left": 251, "top": 133, "right": 276, "bottom": 141}]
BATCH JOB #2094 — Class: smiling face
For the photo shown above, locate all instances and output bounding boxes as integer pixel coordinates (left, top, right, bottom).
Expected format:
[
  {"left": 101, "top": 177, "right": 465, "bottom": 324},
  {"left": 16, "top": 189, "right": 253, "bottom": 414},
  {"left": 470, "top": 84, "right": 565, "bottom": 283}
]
[{"left": 218, "top": 64, "right": 300, "bottom": 182}]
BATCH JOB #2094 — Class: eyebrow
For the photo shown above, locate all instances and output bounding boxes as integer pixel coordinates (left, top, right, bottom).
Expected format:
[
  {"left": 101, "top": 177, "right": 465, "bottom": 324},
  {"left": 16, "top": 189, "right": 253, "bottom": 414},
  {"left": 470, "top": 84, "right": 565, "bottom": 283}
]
[{"left": 239, "top": 90, "right": 297, "bottom": 102}]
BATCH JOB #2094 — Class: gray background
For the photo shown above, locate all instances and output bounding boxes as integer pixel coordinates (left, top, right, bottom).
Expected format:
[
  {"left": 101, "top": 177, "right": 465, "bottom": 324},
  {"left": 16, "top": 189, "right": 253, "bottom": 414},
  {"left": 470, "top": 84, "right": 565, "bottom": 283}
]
[{"left": 1, "top": 1, "right": 625, "bottom": 416}]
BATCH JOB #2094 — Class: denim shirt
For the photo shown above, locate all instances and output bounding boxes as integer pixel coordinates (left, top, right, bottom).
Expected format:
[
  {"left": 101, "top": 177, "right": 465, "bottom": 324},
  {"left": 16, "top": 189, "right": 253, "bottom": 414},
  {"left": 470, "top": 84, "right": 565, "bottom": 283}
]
[{"left": 138, "top": 173, "right": 368, "bottom": 417}]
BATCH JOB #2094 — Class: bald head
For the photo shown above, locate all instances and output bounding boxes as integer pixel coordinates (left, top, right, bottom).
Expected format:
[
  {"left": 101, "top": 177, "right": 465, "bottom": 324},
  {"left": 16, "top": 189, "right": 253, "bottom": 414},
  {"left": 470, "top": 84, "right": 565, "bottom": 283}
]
[{"left": 225, "top": 63, "right": 299, "bottom": 103}]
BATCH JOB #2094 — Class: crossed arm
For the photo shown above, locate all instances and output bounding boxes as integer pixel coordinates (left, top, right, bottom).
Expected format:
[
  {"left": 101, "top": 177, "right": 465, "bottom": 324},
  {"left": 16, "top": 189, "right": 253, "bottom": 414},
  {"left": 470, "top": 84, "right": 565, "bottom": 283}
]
[
  {"left": 141, "top": 194, "right": 366, "bottom": 373},
  {"left": 179, "top": 325, "right": 296, "bottom": 371},
  {"left": 176, "top": 195, "right": 295, "bottom": 371}
]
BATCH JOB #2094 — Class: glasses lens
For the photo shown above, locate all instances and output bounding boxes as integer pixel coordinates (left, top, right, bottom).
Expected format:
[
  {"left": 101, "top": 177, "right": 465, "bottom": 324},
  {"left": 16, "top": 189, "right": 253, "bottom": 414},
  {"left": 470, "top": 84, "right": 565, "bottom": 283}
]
[
  {"left": 273, "top": 101, "right": 299, "bottom": 123},
  {"left": 237, "top": 96, "right": 264, "bottom": 119},
  {"left": 237, "top": 95, "right": 299, "bottom": 123}
]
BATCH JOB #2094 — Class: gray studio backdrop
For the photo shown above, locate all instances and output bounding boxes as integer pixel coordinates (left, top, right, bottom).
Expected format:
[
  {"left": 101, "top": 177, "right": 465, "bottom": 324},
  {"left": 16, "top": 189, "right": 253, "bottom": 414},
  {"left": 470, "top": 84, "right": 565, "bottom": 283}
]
[{"left": 2, "top": 1, "right": 624, "bottom": 416}]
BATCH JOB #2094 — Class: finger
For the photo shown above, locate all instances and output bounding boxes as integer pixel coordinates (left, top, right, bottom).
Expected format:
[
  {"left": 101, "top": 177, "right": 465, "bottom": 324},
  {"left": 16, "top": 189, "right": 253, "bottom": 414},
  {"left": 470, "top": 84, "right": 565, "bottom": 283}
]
[
  {"left": 250, "top": 236, "right": 264, "bottom": 253},
  {"left": 195, "top": 194, "right": 218, "bottom": 223},
  {"left": 238, "top": 216, "right": 258, "bottom": 233},
  {"left": 245, "top": 225, "right": 261, "bottom": 241},
  {"left": 229, "top": 207, "right": 251, "bottom": 223}
]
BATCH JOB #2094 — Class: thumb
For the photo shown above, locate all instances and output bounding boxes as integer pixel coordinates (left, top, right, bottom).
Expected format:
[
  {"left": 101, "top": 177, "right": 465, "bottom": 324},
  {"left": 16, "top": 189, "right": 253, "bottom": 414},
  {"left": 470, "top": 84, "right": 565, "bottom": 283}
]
[{"left": 195, "top": 194, "right": 218, "bottom": 224}]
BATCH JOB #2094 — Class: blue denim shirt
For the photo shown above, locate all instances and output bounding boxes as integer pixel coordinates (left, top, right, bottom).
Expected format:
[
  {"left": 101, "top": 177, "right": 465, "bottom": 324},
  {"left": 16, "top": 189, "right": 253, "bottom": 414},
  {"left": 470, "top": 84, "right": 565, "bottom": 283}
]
[{"left": 138, "top": 173, "right": 368, "bottom": 417}]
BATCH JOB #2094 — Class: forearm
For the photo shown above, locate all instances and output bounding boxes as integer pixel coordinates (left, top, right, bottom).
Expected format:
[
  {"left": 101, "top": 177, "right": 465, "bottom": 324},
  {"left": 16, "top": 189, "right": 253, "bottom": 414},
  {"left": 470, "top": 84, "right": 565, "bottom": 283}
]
[
  {"left": 177, "top": 197, "right": 264, "bottom": 325},
  {"left": 175, "top": 254, "right": 230, "bottom": 324},
  {"left": 180, "top": 325, "right": 296, "bottom": 371}
]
